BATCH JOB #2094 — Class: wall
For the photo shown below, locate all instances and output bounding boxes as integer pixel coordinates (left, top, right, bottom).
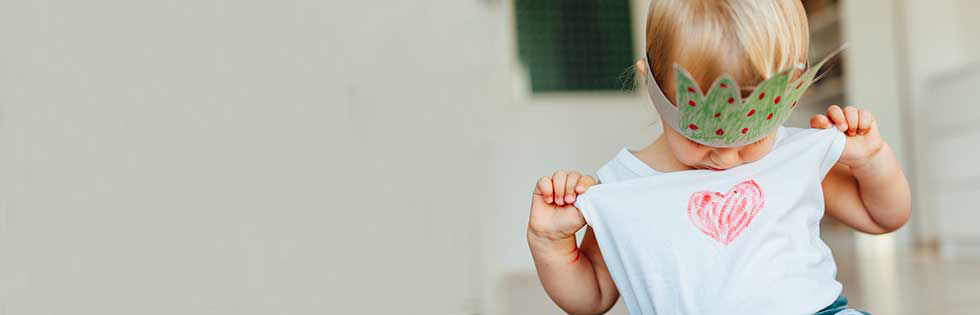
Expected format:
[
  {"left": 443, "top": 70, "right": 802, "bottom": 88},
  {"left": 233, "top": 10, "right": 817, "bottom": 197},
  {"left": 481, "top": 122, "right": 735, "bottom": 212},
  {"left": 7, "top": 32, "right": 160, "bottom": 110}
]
[
  {"left": 838, "top": 0, "right": 910, "bottom": 255},
  {"left": 0, "top": 1, "right": 507, "bottom": 314},
  {"left": 899, "top": 0, "right": 980, "bottom": 251},
  {"left": 841, "top": 0, "right": 980, "bottom": 254},
  {"left": 477, "top": 0, "right": 658, "bottom": 313},
  {"left": 0, "top": 0, "right": 657, "bottom": 313}
]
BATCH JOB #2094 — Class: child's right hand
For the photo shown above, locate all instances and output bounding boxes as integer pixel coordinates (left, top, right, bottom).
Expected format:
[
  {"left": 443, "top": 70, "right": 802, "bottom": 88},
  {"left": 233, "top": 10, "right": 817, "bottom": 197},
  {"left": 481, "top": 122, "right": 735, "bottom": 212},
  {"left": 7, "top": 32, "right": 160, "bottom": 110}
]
[{"left": 528, "top": 170, "right": 597, "bottom": 242}]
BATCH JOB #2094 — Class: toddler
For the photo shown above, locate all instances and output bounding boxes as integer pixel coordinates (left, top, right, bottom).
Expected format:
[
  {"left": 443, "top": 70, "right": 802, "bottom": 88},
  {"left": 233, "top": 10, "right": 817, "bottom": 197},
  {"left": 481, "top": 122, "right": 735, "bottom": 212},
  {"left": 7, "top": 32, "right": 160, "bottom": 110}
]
[{"left": 526, "top": 1, "right": 911, "bottom": 314}]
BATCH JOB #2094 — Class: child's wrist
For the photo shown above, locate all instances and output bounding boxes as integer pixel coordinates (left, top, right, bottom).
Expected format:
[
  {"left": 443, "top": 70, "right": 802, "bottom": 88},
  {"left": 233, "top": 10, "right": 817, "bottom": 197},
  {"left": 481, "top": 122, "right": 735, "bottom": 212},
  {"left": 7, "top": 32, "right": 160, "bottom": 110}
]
[
  {"left": 527, "top": 227, "right": 577, "bottom": 255},
  {"left": 848, "top": 143, "right": 892, "bottom": 178}
]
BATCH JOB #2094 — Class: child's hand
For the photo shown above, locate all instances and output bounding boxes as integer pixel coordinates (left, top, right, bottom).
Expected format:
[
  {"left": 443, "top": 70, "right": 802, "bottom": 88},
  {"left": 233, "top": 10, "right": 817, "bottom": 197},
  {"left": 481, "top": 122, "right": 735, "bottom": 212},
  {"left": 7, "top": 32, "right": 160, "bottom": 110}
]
[
  {"left": 809, "top": 105, "right": 885, "bottom": 168},
  {"left": 528, "top": 170, "right": 597, "bottom": 242}
]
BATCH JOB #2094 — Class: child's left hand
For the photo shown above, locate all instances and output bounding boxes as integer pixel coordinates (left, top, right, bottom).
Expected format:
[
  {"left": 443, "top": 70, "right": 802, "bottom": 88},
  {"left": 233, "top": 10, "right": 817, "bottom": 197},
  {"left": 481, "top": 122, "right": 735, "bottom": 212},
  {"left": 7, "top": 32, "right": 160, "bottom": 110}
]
[{"left": 809, "top": 105, "right": 884, "bottom": 168}]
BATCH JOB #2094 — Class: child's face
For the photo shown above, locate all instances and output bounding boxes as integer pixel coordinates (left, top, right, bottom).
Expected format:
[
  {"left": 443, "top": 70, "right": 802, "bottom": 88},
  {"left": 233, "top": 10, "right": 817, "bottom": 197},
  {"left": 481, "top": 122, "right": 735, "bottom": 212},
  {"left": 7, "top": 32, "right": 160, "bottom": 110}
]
[{"left": 661, "top": 118, "right": 778, "bottom": 171}]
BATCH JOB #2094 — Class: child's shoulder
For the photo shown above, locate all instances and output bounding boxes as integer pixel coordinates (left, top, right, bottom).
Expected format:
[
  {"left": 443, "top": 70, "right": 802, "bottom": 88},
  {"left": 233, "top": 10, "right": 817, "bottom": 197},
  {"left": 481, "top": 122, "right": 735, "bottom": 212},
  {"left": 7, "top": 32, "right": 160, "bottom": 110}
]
[
  {"left": 773, "top": 126, "right": 846, "bottom": 167},
  {"left": 595, "top": 148, "right": 660, "bottom": 185}
]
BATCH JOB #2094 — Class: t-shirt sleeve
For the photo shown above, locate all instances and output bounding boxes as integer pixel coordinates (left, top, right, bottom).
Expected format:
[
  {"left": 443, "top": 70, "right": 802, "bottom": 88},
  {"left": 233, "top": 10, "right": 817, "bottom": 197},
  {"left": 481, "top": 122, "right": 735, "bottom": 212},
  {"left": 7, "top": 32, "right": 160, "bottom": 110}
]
[
  {"left": 573, "top": 193, "right": 595, "bottom": 227},
  {"left": 595, "top": 163, "right": 614, "bottom": 184},
  {"left": 818, "top": 127, "right": 847, "bottom": 176}
]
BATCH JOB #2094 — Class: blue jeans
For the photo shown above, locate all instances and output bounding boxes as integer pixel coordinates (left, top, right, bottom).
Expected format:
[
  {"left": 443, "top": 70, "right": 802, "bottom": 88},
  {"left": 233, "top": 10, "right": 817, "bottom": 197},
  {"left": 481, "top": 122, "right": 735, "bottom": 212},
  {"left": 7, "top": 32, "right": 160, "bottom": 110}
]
[{"left": 815, "top": 296, "right": 870, "bottom": 315}]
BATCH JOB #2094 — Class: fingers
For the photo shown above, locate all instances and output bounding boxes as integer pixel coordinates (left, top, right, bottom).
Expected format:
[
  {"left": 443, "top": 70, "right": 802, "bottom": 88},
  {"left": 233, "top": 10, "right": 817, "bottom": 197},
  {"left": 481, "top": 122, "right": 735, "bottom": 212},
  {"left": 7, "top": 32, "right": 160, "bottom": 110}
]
[
  {"left": 826, "top": 105, "right": 847, "bottom": 132},
  {"left": 844, "top": 106, "right": 860, "bottom": 136},
  {"left": 535, "top": 176, "right": 555, "bottom": 204},
  {"left": 858, "top": 109, "right": 874, "bottom": 135},
  {"left": 564, "top": 172, "right": 581, "bottom": 204},
  {"left": 825, "top": 105, "right": 876, "bottom": 136},
  {"left": 534, "top": 171, "right": 597, "bottom": 206},
  {"left": 576, "top": 175, "right": 597, "bottom": 193},
  {"left": 635, "top": 60, "right": 647, "bottom": 76},
  {"left": 810, "top": 114, "right": 832, "bottom": 129},
  {"left": 552, "top": 170, "right": 568, "bottom": 206}
]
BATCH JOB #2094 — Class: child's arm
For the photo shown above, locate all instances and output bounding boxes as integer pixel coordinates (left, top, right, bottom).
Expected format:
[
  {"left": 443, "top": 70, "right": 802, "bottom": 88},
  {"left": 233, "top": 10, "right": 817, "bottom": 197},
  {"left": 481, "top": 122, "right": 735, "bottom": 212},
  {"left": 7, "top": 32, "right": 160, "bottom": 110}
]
[
  {"left": 528, "top": 171, "right": 619, "bottom": 314},
  {"left": 811, "top": 106, "right": 912, "bottom": 234}
]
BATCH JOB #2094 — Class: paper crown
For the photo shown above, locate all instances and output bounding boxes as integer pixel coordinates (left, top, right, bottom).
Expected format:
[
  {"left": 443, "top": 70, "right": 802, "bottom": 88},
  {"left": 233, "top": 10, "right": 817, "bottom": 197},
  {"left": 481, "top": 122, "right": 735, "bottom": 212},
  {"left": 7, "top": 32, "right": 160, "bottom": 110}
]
[{"left": 644, "top": 46, "right": 845, "bottom": 147}]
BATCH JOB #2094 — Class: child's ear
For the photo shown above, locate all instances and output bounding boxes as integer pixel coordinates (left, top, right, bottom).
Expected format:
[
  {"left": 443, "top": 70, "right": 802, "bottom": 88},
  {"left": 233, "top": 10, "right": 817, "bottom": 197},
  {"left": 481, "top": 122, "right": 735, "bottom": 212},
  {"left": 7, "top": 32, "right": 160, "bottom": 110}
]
[{"left": 635, "top": 60, "right": 647, "bottom": 76}]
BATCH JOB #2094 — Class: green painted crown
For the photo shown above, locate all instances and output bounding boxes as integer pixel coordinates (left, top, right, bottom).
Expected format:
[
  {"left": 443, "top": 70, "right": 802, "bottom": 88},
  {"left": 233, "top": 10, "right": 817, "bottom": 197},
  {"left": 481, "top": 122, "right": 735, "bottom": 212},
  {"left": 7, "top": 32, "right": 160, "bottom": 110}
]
[{"left": 645, "top": 47, "right": 843, "bottom": 147}]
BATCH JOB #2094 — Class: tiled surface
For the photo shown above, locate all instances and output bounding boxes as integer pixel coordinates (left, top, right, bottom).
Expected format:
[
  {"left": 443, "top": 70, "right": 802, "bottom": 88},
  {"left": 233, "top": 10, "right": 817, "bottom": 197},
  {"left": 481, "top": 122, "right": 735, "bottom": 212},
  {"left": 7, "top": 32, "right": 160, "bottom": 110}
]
[{"left": 824, "top": 226, "right": 980, "bottom": 315}]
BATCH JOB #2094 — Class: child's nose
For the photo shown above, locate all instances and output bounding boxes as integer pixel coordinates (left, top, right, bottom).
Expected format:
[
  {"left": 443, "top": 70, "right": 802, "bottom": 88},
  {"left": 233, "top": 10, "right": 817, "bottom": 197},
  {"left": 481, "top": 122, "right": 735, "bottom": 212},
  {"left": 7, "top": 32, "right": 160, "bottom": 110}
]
[{"left": 712, "top": 148, "right": 741, "bottom": 168}]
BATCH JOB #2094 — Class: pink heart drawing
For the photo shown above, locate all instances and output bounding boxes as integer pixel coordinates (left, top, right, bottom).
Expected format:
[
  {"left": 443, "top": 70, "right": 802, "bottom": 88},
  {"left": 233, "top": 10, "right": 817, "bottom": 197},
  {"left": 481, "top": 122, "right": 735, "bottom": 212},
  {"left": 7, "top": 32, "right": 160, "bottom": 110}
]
[{"left": 687, "top": 180, "right": 765, "bottom": 245}]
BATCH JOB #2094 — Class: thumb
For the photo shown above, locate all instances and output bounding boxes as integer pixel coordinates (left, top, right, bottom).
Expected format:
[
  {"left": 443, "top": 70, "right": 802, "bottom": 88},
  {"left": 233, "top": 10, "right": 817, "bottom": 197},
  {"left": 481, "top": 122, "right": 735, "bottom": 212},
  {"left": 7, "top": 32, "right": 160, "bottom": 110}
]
[
  {"left": 575, "top": 175, "right": 597, "bottom": 193},
  {"left": 530, "top": 190, "right": 556, "bottom": 213},
  {"left": 565, "top": 205, "right": 587, "bottom": 231},
  {"left": 810, "top": 114, "right": 832, "bottom": 129},
  {"left": 562, "top": 200, "right": 587, "bottom": 227}
]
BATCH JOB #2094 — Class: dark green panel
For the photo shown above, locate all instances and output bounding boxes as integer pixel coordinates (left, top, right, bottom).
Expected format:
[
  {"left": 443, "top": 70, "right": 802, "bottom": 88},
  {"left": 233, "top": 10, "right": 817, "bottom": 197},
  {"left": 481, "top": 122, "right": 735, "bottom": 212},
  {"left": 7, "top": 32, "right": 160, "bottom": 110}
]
[{"left": 515, "top": 0, "right": 635, "bottom": 93}]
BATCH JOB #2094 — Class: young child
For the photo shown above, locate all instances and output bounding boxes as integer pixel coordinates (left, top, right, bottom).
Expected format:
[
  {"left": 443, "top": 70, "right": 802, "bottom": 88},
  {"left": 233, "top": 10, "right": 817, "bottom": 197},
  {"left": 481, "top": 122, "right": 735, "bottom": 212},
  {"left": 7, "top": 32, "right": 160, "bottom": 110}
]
[{"left": 526, "top": 1, "right": 911, "bottom": 314}]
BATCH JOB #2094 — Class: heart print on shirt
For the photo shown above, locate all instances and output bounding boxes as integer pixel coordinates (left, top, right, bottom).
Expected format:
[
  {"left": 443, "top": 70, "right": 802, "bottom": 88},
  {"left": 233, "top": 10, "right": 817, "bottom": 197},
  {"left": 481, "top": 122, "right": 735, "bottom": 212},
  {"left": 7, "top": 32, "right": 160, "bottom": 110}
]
[{"left": 687, "top": 180, "right": 765, "bottom": 245}]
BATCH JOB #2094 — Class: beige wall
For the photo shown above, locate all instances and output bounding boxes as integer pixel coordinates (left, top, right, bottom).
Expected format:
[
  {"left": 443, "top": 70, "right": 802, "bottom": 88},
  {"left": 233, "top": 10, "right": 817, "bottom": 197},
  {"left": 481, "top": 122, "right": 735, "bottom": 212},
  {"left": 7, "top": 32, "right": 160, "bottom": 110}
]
[
  {"left": 838, "top": 0, "right": 910, "bottom": 254},
  {"left": 0, "top": 0, "right": 654, "bottom": 314},
  {"left": 0, "top": 1, "right": 502, "bottom": 313},
  {"left": 899, "top": 0, "right": 980, "bottom": 250},
  {"left": 478, "top": 0, "right": 655, "bottom": 313},
  {"left": 841, "top": 0, "right": 980, "bottom": 253}
]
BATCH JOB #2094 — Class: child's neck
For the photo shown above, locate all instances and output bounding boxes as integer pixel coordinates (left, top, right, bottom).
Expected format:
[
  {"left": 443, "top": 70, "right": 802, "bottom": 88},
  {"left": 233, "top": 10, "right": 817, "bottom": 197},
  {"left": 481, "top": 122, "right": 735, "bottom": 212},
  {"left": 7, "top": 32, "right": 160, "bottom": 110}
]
[{"left": 633, "top": 135, "right": 695, "bottom": 173}]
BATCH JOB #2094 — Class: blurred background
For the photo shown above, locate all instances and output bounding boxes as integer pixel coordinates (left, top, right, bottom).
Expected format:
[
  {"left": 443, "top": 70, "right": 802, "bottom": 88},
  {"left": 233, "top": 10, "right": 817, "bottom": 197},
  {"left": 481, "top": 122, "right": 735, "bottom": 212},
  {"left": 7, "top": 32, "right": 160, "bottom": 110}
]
[{"left": 0, "top": 0, "right": 978, "bottom": 314}]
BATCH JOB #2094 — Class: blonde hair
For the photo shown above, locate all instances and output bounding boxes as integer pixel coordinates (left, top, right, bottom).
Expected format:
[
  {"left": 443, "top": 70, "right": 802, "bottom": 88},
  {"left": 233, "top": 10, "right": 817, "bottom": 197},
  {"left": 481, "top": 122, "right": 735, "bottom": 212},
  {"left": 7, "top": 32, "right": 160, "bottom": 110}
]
[{"left": 645, "top": 0, "right": 809, "bottom": 102}]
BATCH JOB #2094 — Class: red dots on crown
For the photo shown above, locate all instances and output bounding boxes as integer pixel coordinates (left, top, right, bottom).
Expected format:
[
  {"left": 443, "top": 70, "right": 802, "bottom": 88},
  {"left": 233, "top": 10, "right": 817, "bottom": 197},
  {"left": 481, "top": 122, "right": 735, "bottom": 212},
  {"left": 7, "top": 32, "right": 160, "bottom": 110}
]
[
  {"left": 728, "top": 97, "right": 735, "bottom": 104},
  {"left": 689, "top": 100, "right": 696, "bottom": 107},
  {"left": 747, "top": 109, "right": 756, "bottom": 117},
  {"left": 689, "top": 124, "right": 699, "bottom": 130},
  {"left": 715, "top": 129, "right": 724, "bottom": 136},
  {"left": 720, "top": 83, "right": 728, "bottom": 88},
  {"left": 714, "top": 113, "right": 721, "bottom": 118},
  {"left": 758, "top": 92, "right": 766, "bottom": 100},
  {"left": 766, "top": 112, "right": 774, "bottom": 120},
  {"left": 774, "top": 96, "right": 781, "bottom": 104},
  {"left": 741, "top": 128, "right": 749, "bottom": 134},
  {"left": 687, "top": 87, "right": 696, "bottom": 93}
]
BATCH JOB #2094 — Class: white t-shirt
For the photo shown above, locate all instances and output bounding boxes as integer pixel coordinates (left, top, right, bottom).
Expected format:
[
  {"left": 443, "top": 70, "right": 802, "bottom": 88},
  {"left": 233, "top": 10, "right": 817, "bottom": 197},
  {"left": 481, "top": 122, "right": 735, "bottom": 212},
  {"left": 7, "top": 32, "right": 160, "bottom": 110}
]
[{"left": 574, "top": 127, "right": 846, "bottom": 315}]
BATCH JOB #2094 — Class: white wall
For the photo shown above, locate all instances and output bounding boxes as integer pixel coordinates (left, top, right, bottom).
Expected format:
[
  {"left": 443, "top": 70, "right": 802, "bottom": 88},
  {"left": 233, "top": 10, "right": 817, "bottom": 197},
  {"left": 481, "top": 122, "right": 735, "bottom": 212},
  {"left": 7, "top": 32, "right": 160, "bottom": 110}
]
[
  {"left": 477, "top": 0, "right": 657, "bottom": 313},
  {"left": 838, "top": 0, "right": 910, "bottom": 256},
  {"left": 0, "top": 0, "right": 658, "bottom": 314},
  {"left": 898, "top": 0, "right": 980, "bottom": 251},
  {"left": 0, "top": 1, "right": 507, "bottom": 314},
  {"left": 842, "top": 0, "right": 980, "bottom": 253}
]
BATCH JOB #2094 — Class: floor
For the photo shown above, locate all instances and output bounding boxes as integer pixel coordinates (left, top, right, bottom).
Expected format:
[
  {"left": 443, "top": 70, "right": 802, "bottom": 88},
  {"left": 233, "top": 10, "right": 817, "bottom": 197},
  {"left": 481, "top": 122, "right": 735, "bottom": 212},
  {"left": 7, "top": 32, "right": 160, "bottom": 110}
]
[
  {"left": 503, "top": 223, "right": 980, "bottom": 314},
  {"left": 824, "top": 223, "right": 980, "bottom": 315}
]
